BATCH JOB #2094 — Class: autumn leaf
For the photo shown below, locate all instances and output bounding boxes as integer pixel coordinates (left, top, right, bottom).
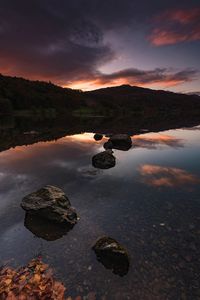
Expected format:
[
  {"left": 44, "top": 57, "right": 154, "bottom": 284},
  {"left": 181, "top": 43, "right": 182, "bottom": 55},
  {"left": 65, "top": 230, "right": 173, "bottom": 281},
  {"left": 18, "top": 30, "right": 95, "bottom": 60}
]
[{"left": 0, "top": 259, "right": 73, "bottom": 300}]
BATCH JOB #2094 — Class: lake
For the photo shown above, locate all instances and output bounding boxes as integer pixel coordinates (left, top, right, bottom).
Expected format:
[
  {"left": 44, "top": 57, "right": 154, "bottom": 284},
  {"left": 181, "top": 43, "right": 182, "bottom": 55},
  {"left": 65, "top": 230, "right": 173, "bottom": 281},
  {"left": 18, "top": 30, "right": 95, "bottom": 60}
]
[{"left": 0, "top": 122, "right": 200, "bottom": 299}]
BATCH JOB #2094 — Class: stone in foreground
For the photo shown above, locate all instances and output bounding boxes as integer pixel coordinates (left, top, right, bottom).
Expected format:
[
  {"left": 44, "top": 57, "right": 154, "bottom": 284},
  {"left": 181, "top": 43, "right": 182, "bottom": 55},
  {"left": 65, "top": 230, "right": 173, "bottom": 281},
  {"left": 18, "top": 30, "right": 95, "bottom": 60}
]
[
  {"left": 109, "top": 134, "right": 132, "bottom": 151},
  {"left": 92, "top": 236, "right": 130, "bottom": 276},
  {"left": 21, "top": 185, "right": 78, "bottom": 225},
  {"left": 92, "top": 150, "right": 116, "bottom": 169}
]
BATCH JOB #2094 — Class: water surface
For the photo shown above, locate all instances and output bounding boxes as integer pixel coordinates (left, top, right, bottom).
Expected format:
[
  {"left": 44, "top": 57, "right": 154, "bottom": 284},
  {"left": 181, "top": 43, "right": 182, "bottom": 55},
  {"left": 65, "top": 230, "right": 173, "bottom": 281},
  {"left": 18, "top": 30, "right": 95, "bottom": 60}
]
[{"left": 0, "top": 126, "right": 200, "bottom": 299}]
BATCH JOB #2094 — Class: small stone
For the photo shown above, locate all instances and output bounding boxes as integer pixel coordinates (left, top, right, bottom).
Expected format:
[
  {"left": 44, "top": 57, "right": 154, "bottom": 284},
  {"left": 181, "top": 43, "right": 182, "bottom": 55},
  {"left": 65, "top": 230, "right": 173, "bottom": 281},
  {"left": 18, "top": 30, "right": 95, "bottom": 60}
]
[
  {"left": 109, "top": 134, "right": 132, "bottom": 151},
  {"left": 92, "top": 150, "right": 116, "bottom": 169},
  {"left": 92, "top": 236, "right": 130, "bottom": 276},
  {"left": 94, "top": 133, "right": 103, "bottom": 141}
]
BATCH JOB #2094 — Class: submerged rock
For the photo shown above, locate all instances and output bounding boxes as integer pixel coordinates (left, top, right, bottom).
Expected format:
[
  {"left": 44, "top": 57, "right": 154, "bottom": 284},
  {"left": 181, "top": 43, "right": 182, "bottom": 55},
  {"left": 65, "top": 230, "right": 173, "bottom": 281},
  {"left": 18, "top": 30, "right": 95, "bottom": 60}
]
[
  {"left": 92, "top": 150, "right": 116, "bottom": 169},
  {"left": 21, "top": 185, "right": 78, "bottom": 225},
  {"left": 24, "top": 213, "right": 73, "bottom": 241},
  {"left": 109, "top": 134, "right": 132, "bottom": 151},
  {"left": 94, "top": 133, "right": 103, "bottom": 141},
  {"left": 92, "top": 236, "right": 130, "bottom": 276}
]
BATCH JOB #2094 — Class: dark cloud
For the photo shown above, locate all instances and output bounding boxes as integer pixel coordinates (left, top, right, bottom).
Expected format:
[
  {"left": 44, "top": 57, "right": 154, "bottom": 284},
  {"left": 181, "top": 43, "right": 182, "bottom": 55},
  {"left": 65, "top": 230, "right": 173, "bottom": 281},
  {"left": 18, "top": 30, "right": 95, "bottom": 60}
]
[
  {"left": 0, "top": 0, "right": 199, "bottom": 87},
  {"left": 93, "top": 68, "right": 198, "bottom": 87}
]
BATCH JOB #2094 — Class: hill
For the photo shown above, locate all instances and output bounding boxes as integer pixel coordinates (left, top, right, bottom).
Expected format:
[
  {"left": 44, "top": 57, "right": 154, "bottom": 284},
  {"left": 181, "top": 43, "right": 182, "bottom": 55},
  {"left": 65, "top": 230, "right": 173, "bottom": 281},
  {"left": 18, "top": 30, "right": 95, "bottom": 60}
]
[
  {"left": 0, "top": 74, "right": 200, "bottom": 119},
  {"left": 85, "top": 85, "right": 200, "bottom": 116},
  {"left": 0, "top": 74, "right": 84, "bottom": 114}
]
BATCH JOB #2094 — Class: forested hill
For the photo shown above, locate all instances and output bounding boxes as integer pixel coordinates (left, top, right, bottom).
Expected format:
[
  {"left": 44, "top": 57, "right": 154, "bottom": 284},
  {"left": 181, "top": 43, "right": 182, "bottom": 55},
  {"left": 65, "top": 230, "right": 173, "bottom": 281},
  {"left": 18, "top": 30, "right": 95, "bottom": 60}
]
[
  {"left": 86, "top": 85, "right": 200, "bottom": 113},
  {"left": 0, "top": 74, "right": 200, "bottom": 117},
  {"left": 0, "top": 74, "right": 84, "bottom": 114}
]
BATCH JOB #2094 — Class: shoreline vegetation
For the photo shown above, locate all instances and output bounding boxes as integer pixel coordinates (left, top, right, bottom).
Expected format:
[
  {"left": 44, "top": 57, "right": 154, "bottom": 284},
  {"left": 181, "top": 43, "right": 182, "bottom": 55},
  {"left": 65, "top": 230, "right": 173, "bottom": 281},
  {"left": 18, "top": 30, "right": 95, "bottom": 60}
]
[{"left": 0, "top": 74, "right": 200, "bottom": 118}]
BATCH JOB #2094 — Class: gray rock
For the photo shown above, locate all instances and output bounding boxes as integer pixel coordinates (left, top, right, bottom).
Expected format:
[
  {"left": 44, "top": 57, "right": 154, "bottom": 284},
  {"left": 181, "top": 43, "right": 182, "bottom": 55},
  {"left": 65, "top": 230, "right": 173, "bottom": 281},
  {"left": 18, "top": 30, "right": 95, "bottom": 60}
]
[
  {"left": 92, "top": 150, "right": 116, "bottom": 169},
  {"left": 92, "top": 236, "right": 130, "bottom": 276},
  {"left": 21, "top": 185, "right": 78, "bottom": 225},
  {"left": 109, "top": 134, "right": 132, "bottom": 151}
]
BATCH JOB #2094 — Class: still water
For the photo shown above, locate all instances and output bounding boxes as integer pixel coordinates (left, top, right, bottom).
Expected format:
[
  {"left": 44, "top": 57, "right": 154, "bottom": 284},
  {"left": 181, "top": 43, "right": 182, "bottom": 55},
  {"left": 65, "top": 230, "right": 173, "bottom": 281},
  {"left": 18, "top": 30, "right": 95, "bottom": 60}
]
[{"left": 0, "top": 125, "right": 200, "bottom": 299}]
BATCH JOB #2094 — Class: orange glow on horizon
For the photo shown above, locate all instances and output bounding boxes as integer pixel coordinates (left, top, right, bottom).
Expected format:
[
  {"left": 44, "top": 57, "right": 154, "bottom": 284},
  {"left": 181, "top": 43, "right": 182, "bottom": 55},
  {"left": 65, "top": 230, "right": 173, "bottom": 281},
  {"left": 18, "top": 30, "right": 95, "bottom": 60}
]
[{"left": 65, "top": 78, "right": 187, "bottom": 91}]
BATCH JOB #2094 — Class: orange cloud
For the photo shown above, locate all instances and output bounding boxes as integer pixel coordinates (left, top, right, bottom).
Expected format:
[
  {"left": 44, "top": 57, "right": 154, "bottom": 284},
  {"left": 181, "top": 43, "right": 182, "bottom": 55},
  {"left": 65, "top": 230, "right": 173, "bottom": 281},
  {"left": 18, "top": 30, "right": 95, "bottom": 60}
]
[
  {"left": 139, "top": 164, "right": 200, "bottom": 187},
  {"left": 150, "top": 28, "right": 200, "bottom": 46},
  {"left": 134, "top": 134, "right": 183, "bottom": 149},
  {"left": 149, "top": 8, "right": 200, "bottom": 46},
  {"left": 67, "top": 68, "right": 198, "bottom": 90}
]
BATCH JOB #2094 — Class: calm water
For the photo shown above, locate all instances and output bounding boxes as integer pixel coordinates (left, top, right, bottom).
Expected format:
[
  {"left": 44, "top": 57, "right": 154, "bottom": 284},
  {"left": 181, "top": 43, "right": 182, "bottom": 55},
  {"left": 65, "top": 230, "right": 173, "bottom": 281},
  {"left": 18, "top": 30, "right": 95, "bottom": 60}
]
[{"left": 0, "top": 125, "right": 200, "bottom": 299}]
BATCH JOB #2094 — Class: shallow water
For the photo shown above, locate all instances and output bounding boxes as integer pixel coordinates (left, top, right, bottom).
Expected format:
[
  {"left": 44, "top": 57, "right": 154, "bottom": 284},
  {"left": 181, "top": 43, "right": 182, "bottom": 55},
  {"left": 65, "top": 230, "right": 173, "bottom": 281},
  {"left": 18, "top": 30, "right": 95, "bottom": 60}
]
[{"left": 0, "top": 125, "right": 200, "bottom": 299}]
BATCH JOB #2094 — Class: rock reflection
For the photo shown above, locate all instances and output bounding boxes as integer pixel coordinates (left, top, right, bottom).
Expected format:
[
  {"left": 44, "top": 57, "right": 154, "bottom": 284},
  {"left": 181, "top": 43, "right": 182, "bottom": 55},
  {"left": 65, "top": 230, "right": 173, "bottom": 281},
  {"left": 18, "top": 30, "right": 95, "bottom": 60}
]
[
  {"left": 95, "top": 252, "right": 129, "bottom": 277},
  {"left": 24, "top": 214, "right": 74, "bottom": 241},
  {"left": 139, "top": 164, "right": 200, "bottom": 188}
]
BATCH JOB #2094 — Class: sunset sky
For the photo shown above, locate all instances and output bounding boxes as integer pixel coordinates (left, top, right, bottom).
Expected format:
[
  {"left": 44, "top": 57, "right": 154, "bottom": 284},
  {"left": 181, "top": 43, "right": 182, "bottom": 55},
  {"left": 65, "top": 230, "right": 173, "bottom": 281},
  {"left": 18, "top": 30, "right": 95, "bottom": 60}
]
[{"left": 0, "top": 0, "right": 199, "bottom": 92}]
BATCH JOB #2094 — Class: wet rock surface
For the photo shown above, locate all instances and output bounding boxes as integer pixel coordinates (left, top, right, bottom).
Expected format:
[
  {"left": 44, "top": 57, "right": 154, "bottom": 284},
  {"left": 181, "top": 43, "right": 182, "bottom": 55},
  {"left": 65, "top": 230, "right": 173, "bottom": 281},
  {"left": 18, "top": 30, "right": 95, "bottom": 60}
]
[
  {"left": 92, "top": 237, "right": 130, "bottom": 276},
  {"left": 92, "top": 150, "right": 116, "bottom": 169},
  {"left": 107, "top": 134, "right": 132, "bottom": 151},
  {"left": 21, "top": 185, "right": 78, "bottom": 225}
]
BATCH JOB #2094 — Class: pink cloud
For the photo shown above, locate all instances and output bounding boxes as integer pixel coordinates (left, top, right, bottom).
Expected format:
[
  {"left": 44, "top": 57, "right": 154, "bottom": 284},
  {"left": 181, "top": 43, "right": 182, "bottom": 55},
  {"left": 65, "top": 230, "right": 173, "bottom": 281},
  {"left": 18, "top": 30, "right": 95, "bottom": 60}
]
[{"left": 149, "top": 8, "right": 200, "bottom": 46}]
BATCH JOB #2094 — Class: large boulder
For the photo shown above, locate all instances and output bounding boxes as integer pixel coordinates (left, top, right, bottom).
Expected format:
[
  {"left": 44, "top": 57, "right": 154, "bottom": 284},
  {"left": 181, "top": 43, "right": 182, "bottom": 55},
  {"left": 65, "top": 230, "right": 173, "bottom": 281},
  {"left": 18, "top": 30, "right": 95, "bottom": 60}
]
[
  {"left": 92, "top": 236, "right": 130, "bottom": 276},
  {"left": 21, "top": 185, "right": 78, "bottom": 225},
  {"left": 92, "top": 150, "right": 116, "bottom": 169},
  {"left": 107, "top": 134, "right": 132, "bottom": 151}
]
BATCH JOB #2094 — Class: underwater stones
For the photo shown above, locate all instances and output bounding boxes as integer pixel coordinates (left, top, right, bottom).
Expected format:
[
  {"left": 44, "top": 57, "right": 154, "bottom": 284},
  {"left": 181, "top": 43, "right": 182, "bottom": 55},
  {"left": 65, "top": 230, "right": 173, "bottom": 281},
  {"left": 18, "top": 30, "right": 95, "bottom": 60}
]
[
  {"left": 92, "top": 236, "right": 130, "bottom": 276},
  {"left": 92, "top": 150, "right": 116, "bottom": 169},
  {"left": 21, "top": 185, "right": 78, "bottom": 225}
]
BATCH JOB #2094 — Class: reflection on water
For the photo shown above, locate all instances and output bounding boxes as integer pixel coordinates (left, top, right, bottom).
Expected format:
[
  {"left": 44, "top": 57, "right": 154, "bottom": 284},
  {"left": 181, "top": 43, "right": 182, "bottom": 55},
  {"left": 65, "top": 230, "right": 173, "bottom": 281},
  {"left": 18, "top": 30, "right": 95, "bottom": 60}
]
[
  {"left": 24, "top": 214, "right": 74, "bottom": 241},
  {"left": 133, "top": 133, "right": 184, "bottom": 149},
  {"left": 139, "top": 164, "right": 200, "bottom": 188},
  {"left": 0, "top": 126, "right": 200, "bottom": 299}
]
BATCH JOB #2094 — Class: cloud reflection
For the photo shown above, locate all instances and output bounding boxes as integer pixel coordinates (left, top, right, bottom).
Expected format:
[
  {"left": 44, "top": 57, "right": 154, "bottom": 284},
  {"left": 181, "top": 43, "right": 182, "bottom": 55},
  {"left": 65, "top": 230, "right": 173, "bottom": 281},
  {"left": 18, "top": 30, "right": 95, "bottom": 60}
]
[
  {"left": 133, "top": 134, "right": 184, "bottom": 149},
  {"left": 139, "top": 164, "right": 200, "bottom": 187}
]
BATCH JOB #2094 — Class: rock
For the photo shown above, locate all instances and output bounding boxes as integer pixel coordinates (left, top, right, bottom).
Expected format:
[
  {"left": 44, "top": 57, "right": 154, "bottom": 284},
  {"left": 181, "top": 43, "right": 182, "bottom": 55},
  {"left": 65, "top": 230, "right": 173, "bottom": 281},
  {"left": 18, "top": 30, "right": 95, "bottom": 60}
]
[
  {"left": 92, "top": 236, "right": 130, "bottom": 276},
  {"left": 103, "top": 140, "right": 113, "bottom": 150},
  {"left": 94, "top": 133, "right": 103, "bottom": 141},
  {"left": 21, "top": 185, "right": 78, "bottom": 225},
  {"left": 109, "top": 134, "right": 132, "bottom": 151},
  {"left": 92, "top": 150, "right": 116, "bottom": 169},
  {"left": 24, "top": 213, "right": 73, "bottom": 241}
]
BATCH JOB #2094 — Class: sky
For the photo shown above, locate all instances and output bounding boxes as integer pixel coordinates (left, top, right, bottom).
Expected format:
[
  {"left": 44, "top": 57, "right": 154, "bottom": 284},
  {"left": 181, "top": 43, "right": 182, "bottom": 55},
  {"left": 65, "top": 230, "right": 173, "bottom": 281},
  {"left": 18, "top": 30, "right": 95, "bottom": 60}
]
[{"left": 0, "top": 0, "right": 199, "bottom": 92}]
